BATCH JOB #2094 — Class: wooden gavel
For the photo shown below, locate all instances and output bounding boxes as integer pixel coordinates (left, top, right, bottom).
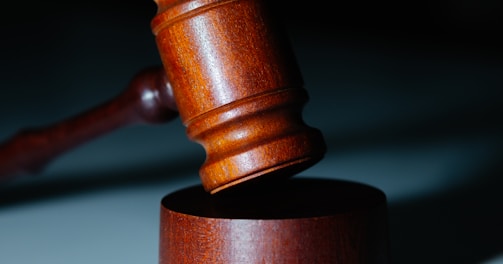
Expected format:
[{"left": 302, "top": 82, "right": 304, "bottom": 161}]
[
  {"left": 0, "top": 0, "right": 326, "bottom": 194},
  {"left": 1, "top": 1, "right": 391, "bottom": 262}
]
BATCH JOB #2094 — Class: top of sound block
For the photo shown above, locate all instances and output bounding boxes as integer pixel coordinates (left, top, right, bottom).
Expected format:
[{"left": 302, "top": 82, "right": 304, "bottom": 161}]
[{"left": 162, "top": 177, "right": 386, "bottom": 219}]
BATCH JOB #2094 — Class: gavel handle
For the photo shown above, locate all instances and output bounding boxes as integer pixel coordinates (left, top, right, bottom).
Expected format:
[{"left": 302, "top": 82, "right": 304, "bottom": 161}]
[{"left": 0, "top": 66, "right": 177, "bottom": 180}]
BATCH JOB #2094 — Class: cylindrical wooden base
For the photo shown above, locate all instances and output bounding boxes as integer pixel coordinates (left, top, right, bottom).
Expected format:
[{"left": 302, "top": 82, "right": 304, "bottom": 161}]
[{"left": 159, "top": 178, "right": 390, "bottom": 263}]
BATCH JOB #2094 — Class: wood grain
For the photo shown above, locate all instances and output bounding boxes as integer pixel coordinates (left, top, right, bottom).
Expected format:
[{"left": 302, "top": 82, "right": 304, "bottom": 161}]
[
  {"left": 152, "top": 0, "right": 326, "bottom": 193},
  {"left": 160, "top": 178, "right": 390, "bottom": 263}
]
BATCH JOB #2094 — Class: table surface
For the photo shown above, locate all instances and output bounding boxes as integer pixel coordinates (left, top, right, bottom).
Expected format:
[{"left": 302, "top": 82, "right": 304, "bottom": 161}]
[{"left": 1, "top": 1, "right": 502, "bottom": 263}]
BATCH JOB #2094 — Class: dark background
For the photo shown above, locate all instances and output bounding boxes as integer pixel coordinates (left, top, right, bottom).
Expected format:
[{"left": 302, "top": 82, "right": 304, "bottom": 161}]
[{"left": 1, "top": 0, "right": 502, "bottom": 263}]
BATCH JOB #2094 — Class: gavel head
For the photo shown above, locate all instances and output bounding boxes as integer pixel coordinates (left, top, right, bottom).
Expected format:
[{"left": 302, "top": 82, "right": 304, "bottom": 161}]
[{"left": 151, "top": 0, "right": 326, "bottom": 194}]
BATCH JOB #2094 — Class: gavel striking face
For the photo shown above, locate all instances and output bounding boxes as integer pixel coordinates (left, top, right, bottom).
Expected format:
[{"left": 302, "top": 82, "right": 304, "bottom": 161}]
[{"left": 0, "top": 0, "right": 326, "bottom": 194}]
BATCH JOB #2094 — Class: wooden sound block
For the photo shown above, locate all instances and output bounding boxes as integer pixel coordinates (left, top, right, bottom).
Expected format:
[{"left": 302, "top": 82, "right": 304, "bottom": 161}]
[{"left": 159, "top": 178, "right": 390, "bottom": 263}]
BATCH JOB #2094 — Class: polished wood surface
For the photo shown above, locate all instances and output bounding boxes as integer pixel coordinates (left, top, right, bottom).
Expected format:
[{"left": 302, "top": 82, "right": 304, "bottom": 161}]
[
  {"left": 0, "top": 0, "right": 325, "bottom": 194},
  {"left": 152, "top": 0, "right": 326, "bottom": 193},
  {"left": 160, "top": 178, "right": 390, "bottom": 263},
  {"left": 0, "top": 66, "right": 177, "bottom": 179}
]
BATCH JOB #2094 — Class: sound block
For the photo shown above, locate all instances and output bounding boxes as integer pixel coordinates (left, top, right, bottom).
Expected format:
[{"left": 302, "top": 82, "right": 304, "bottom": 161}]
[{"left": 159, "top": 177, "right": 390, "bottom": 263}]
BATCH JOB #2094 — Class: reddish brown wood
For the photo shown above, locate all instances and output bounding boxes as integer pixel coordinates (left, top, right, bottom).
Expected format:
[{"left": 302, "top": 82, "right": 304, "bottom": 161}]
[
  {"left": 151, "top": 0, "right": 326, "bottom": 193},
  {"left": 0, "top": 0, "right": 326, "bottom": 194},
  {"left": 160, "top": 178, "right": 390, "bottom": 263},
  {"left": 0, "top": 66, "right": 177, "bottom": 179}
]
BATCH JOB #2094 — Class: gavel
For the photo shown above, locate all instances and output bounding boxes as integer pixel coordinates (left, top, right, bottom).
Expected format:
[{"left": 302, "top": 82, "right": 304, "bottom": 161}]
[
  {"left": 0, "top": 0, "right": 326, "bottom": 194},
  {"left": 1, "top": 0, "right": 391, "bottom": 262}
]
